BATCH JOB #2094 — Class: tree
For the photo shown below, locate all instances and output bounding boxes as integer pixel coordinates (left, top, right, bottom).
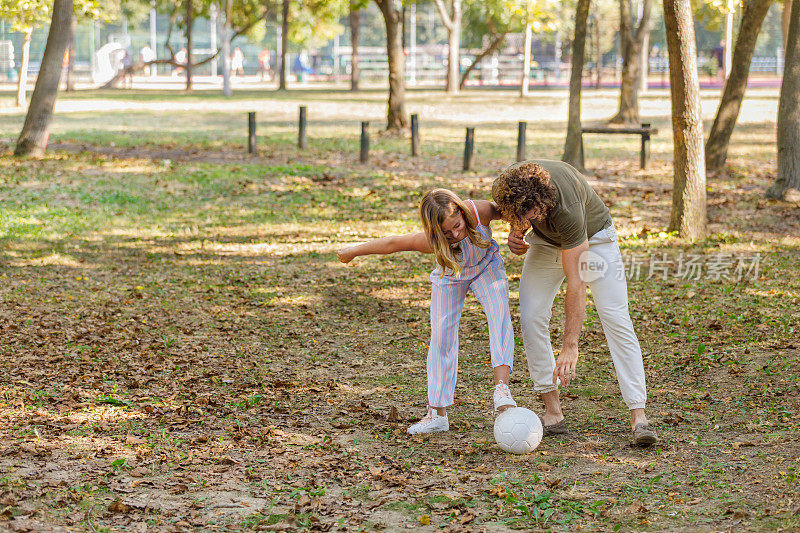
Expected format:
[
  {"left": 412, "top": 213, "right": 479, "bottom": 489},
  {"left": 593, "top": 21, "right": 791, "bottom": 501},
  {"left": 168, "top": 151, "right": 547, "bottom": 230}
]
[
  {"left": 608, "top": 0, "right": 652, "bottom": 124},
  {"left": 459, "top": 0, "right": 521, "bottom": 90},
  {"left": 521, "top": 0, "right": 534, "bottom": 96},
  {"left": 768, "top": 0, "right": 800, "bottom": 199},
  {"left": 433, "top": 0, "right": 463, "bottom": 94},
  {"left": 185, "top": 0, "right": 194, "bottom": 91},
  {"left": 784, "top": 0, "right": 793, "bottom": 46},
  {"left": 587, "top": 0, "right": 616, "bottom": 89},
  {"left": 663, "top": 0, "right": 707, "bottom": 238},
  {"left": 222, "top": 0, "right": 233, "bottom": 96},
  {"left": 562, "top": 0, "right": 590, "bottom": 168},
  {"left": 0, "top": 0, "right": 52, "bottom": 108},
  {"left": 17, "top": 28, "right": 33, "bottom": 105},
  {"left": 375, "top": 0, "right": 408, "bottom": 130},
  {"left": 65, "top": 14, "right": 77, "bottom": 91},
  {"left": 275, "top": 0, "right": 347, "bottom": 90},
  {"left": 147, "top": 0, "right": 211, "bottom": 92},
  {"left": 14, "top": 0, "right": 74, "bottom": 157},
  {"left": 705, "top": 0, "right": 773, "bottom": 174},
  {"left": 350, "top": 1, "right": 363, "bottom": 91},
  {"left": 103, "top": 0, "right": 271, "bottom": 90},
  {"left": 279, "top": 0, "right": 288, "bottom": 89}
]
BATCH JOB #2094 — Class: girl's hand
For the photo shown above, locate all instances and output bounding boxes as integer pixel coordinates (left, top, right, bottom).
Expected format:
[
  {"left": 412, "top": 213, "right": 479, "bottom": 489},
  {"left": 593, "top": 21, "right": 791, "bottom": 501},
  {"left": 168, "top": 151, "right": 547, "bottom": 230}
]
[{"left": 337, "top": 246, "right": 356, "bottom": 263}]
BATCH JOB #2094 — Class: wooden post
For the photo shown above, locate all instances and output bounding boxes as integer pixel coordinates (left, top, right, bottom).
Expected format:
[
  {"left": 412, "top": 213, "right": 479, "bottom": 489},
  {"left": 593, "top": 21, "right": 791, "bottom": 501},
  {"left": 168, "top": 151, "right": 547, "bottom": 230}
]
[
  {"left": 247, "top": 112, "right": 256, "bottom": 154},
  {"left": 579, "top": 131, "right": 585, "bottom": 169},
  {"left": 516, "top": 121, "right": 527, "bottom": 162},
  {"left": 463, "top": 127, "right": 475, "bottom": 171},
  {"left": 360, "top": 121, "right": 369, "bottom": 163},
  {"left": 298, "top": 106, "right": 307, "bottom": 149},
  {"left": 410, "top": 113, "right": 419, "bottom": 156},
  {"left": 640, "top": 123, "right": 650, "bottom": 169}
]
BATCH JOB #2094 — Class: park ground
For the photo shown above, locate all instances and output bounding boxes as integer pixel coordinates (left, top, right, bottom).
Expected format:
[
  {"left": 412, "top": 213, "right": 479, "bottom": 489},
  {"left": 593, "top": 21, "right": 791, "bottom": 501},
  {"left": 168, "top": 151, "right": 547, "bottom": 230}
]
[{"left": 0, "top": 87, "right": 798, "bottom": 532}]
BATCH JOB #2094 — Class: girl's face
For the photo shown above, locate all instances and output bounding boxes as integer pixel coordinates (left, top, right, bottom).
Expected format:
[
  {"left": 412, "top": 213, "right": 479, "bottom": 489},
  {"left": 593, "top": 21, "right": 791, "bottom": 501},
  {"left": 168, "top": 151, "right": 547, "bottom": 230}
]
[{"left": 440, "top": 211, "right": 466, "bottom": 244}]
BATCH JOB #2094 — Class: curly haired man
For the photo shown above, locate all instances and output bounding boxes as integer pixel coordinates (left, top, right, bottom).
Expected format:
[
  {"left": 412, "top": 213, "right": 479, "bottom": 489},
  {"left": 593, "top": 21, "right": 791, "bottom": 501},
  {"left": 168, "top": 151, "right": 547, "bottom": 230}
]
[{"left": 492, "top": 159, "right": 658, "bottom": 446}]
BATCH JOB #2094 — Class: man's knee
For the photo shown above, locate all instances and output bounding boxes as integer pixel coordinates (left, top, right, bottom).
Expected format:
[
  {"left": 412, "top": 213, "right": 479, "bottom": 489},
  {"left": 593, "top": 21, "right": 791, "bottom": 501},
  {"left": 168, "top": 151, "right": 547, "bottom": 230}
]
[{"left": 520, "top": 304, "right": 552, "bottom": 331}]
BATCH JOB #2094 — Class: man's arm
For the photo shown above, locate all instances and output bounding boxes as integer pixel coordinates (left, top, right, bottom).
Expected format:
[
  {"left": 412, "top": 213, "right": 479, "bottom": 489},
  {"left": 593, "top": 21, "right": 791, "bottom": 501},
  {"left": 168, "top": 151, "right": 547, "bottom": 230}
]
[
  {"left": 475, "top": 199, "right": 529, "bottom": 255},
  {"left": 554, "top": 239, "right": 589, "bottom": 386}
]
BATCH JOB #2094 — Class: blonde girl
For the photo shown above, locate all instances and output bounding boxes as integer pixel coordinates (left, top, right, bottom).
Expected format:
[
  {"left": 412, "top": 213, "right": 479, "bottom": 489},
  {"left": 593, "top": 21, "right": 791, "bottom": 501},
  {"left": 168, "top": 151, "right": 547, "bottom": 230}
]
[{"left": 337, "top": 189, "right": 517, "bottom": 434}]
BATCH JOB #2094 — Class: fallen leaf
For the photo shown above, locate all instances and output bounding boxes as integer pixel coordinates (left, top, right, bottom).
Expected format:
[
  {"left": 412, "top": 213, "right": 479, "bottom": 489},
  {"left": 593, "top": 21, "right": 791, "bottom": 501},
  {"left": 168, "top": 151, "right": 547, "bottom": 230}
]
[
  {"left": 125, "top": 435, "right": 146, "bottom": 446},
  {"left": 108, "top": 499, "right": 132, "bottom": 513}
]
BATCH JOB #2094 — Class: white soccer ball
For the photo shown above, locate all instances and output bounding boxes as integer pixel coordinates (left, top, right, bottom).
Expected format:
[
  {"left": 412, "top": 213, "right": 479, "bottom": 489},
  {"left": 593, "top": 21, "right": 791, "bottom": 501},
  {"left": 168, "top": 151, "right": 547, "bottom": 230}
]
[{"left": 494, "top": 407, "right": 543, "bottom": 454}]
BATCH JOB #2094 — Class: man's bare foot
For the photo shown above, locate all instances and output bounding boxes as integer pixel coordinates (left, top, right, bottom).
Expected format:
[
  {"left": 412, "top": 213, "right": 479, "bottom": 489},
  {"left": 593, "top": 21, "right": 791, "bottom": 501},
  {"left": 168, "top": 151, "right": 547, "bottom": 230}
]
[
  {"left": 540, "top": 390, "right": 564, "bottom": 427},
  {"left": 630, "top": 408, "right": 648, "bottom": 431}
]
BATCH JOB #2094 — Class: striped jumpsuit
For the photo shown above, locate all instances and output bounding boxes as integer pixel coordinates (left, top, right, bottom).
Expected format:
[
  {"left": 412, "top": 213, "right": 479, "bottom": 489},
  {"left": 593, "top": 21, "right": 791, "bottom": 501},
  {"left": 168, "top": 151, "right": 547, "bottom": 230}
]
[{"left": 427, "top": 200, "right": 515, "bottom": 408}]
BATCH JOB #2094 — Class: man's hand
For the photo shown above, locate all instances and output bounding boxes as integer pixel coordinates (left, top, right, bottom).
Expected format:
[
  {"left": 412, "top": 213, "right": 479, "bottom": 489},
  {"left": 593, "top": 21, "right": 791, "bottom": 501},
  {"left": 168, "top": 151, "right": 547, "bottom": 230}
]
[
  {"left": 508, "top": 229, "right": 530, "bottom": 255},
  {"left": 553, "top": 344, "right": 578, "bottom": 386}
]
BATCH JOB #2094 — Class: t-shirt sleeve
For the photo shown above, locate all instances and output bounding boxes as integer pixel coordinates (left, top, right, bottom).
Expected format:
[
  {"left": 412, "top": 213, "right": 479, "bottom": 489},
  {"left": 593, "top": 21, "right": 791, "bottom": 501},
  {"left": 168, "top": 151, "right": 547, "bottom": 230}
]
[{"left": 554, "top": 201, "right": 587, "bottom": 249}]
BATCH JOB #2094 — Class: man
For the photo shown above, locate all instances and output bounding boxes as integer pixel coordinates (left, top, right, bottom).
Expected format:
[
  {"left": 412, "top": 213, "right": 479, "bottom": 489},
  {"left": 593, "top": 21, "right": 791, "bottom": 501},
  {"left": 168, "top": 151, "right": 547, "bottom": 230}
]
[{"left": 492, "top": 160, "right": 658, "bottom": 446}]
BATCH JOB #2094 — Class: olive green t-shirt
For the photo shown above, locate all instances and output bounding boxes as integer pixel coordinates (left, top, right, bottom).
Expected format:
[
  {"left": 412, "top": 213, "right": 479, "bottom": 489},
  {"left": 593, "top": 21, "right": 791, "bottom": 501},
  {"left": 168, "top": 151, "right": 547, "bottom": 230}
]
[{"left": 525, "top": 159, "right": 612, "bottom": 249}]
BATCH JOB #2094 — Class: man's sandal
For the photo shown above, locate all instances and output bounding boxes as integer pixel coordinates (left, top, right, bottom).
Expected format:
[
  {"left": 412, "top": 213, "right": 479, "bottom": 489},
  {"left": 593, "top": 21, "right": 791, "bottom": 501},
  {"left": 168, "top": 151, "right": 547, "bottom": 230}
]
[
  {"left": 543, "top": 418, "right": 568, "bottom": 436},
  {"left": 632, "top": 423, "right": 659, "bottom": 446}
]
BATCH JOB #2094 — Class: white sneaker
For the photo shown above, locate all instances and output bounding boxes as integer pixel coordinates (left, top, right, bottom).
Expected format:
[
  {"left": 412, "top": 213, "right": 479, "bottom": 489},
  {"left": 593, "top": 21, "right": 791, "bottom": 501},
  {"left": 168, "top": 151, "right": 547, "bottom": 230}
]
[
  {"left": 493, "top": 381, "right": 517, "bottom": 413},
  {"left": 407, "top": 407, "right": 449, "bottom": 435}
]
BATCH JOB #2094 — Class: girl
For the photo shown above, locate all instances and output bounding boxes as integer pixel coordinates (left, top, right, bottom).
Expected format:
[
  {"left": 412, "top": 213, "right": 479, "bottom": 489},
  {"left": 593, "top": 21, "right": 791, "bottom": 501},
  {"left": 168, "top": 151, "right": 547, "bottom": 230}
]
[{"left": 337, "top": 189, "right": 517, "bottom": 435}]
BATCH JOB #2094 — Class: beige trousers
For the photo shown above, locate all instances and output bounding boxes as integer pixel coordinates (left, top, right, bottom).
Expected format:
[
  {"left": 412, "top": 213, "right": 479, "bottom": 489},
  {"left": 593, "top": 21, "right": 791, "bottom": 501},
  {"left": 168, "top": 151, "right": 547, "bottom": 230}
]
[{"left": 519, "top": 225, "right": 647, "bottom": 409}]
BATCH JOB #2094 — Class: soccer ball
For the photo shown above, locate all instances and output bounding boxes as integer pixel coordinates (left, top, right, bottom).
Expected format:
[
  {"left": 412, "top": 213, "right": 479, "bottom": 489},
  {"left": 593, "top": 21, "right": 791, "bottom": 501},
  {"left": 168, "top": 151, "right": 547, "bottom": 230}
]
[{"left": 494, "top": 407, "right": 543, "bottom": 454}]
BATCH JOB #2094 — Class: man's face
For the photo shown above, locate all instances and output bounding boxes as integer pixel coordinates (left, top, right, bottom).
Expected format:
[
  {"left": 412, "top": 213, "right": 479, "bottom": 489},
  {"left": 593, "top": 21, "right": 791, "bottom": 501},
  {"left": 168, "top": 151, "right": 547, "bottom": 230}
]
[{"left": 524, "top": 207, "right": 544, "bottom": 225}]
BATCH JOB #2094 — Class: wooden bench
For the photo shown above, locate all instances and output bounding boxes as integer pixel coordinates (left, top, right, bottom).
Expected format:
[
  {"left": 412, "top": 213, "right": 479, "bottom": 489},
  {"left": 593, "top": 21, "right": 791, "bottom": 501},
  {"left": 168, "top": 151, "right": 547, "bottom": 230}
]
[{"left": 580, "top": 123, "right": 658, "bottom": 170}]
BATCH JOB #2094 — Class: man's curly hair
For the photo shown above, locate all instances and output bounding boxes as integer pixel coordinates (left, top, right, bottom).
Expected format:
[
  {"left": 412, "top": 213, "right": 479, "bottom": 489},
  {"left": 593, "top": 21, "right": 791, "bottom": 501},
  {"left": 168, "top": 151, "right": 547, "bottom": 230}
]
[{"left": 492, "top": 161, "right": 558, "bottom": 230}]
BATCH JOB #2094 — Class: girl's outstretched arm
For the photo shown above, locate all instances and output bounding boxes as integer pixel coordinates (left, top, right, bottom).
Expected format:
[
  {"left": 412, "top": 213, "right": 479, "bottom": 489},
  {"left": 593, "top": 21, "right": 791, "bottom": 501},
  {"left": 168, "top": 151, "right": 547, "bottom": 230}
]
[{"left": 337, "top": 232, "right": 432, "bottom": 263}]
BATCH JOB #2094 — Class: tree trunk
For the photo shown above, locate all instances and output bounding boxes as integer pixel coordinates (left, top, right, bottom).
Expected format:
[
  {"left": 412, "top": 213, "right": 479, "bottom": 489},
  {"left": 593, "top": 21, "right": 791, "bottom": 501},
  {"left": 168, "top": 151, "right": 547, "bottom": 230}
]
[
  {"left": 375, "top": 0, "right": 408, "bottom": 130},
  {"left": 723, "top": 0, "right": 734, "bottom": 78},
  {"left": 706, "top": 0, "right": 772, "bottom": 174},
  {"left": 185, "top": 0, "right": 193, "bottom": 91},
  {"left": 434, "top": 0, "right": 462, "bottom": 94},
  {"left": 447, "top": 1, "right": 461, "bottom": 94},
  {"left": 459, "top": 32, "right": 506, "bottom": 90},
  {"left": 593, "top": 10, "right": 602, "bottom": 89},
  {"left": 14, "top": 0, "right": 74, "bottom": 157},
  {"left": 768, "top": 0, "right": 800, "bottom": 199},
  {"left": 663, "top": 0, "right": 707, "bottom": 238},
  {"left": 350, "top": 5, "right": 361, "bottom": 91},
  {"left": 562, "top": 0, "right": 590, "bottom": 168},
  {"left": 222, "top": 0, "right": 232, "bottom": 96},
  {"left": 16, "top": 28, "right": 32, "bottom": 108},
  {"left": 279, "top": 0, "right": 289, "bottom": 90},
  {"left": 521, "top": 19, "right": 533, "bottom": 97},
  {"left": 640, "top": 29, "right": 649, "bottom": 93},
  {"left": 783, "top": 0, "right": 793, "bottom": 48},
  {"left": 65, "top": 15, "right": 76, "bottom": 92},
  {"left": 609, "top": 0, "right": 652, "bottom": 124}
]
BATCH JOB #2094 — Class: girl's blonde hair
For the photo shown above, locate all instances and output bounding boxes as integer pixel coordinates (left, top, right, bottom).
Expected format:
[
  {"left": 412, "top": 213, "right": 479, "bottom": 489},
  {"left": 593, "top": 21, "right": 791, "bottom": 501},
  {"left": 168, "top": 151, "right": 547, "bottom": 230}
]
[{"left": 419, "top": 189, "right": 489, "bottom": 277}]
